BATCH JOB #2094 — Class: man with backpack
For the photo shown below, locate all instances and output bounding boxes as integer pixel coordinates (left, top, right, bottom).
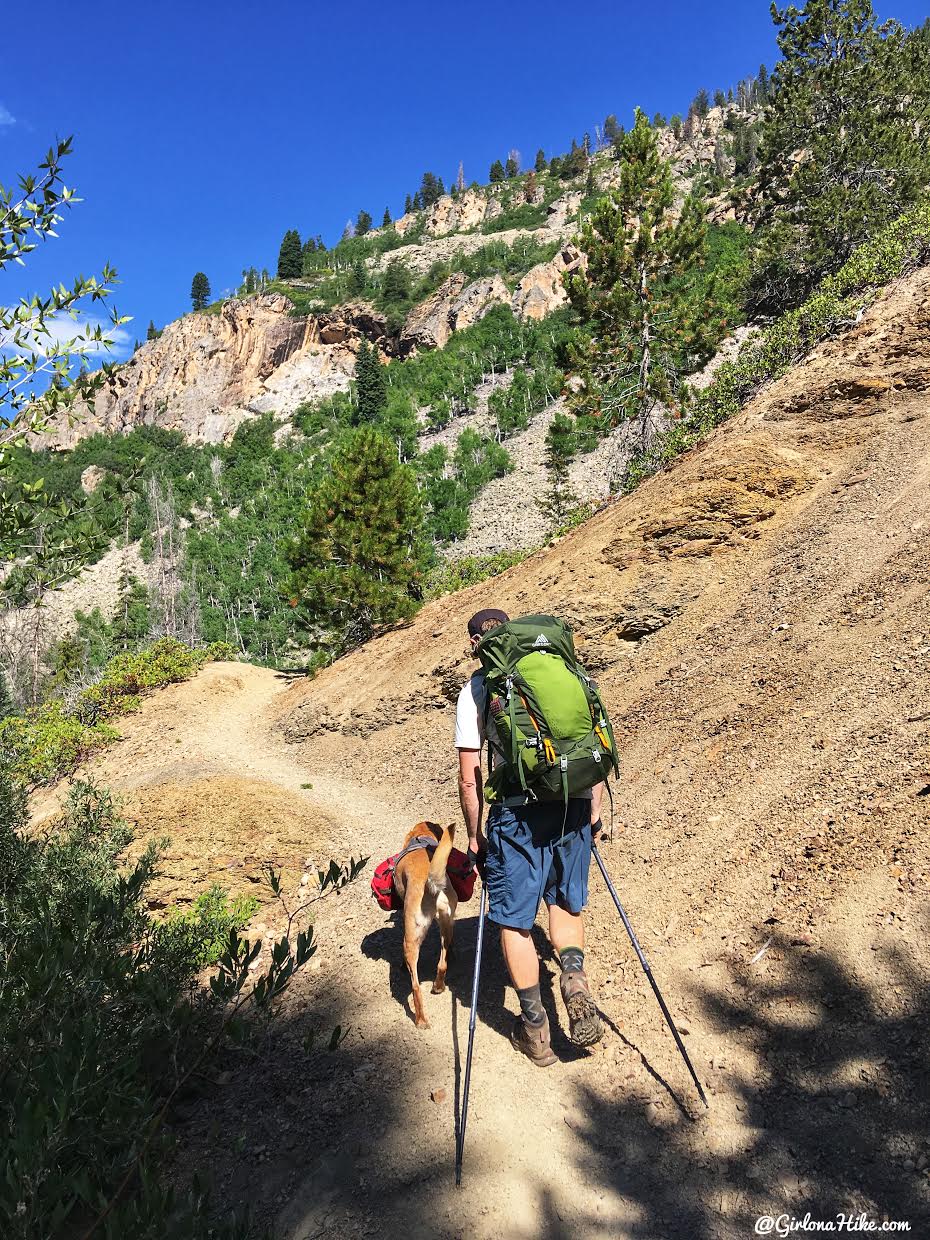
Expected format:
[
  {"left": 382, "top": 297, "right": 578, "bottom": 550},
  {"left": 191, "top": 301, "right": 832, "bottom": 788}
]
[{"left": 455, "top": 608, "right": 618, "bottom": 1066}]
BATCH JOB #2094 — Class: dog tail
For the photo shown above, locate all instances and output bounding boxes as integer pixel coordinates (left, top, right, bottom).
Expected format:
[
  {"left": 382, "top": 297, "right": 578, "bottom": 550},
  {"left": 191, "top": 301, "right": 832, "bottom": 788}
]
[{"left": 427, "top": 823, "right": 456, "bottom": 895}]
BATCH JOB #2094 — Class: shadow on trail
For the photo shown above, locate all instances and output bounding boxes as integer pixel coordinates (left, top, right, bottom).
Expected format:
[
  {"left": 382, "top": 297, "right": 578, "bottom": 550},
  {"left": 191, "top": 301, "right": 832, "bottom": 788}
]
[{"left": 172, "top": 909, "right": 930, "bottom": 1240}]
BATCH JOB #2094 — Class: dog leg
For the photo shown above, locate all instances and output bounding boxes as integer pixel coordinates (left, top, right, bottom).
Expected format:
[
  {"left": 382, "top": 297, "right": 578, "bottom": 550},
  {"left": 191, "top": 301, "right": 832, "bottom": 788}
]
[
  {"left": 432, "top": 892, "right": 456, "bottom": 995},
  {"left": 404, "top": 907, "right": 430, "bottom": 1029}
]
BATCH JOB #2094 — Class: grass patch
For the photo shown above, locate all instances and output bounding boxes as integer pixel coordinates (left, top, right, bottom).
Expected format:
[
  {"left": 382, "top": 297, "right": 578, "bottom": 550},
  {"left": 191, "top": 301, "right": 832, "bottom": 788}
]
[
  {"left": 0, "top": 638, "right": 234, "bottom": 785},
  {"left": 423, "top": 549, "right": 535, "bottom": 599}
]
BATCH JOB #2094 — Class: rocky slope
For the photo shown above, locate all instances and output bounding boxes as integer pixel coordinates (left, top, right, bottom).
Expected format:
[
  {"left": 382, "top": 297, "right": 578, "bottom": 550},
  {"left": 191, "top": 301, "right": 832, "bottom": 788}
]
[{"left": 46, "top": 107, "right": 741, "bottom": 450}]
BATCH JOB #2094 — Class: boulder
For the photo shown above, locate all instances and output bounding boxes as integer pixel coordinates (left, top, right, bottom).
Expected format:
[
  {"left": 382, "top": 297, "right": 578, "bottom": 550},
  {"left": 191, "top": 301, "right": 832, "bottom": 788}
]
[{"left": 80, "top": 465, "right": 108, "bottom": 494}]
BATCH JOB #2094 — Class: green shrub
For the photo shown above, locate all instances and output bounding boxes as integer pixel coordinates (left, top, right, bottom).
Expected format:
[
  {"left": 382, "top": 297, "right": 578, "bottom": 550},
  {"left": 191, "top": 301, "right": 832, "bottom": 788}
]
[
  {"left": 424, "top": 549, "right": 534, "bottom": 598},
  {"left": 0, "top": 772, "right": 366, "bottom": 1238},
  {"left": 151, "top": 884, "right": 258, "bottom": 976},
  {"left": 0, "top": 639, "right": 231, "bottom": 785}
]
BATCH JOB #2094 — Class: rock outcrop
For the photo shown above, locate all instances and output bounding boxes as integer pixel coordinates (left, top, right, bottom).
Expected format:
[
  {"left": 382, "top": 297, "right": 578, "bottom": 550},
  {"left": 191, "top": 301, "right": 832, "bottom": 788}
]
[
  {"left": 399, "top": 273, "right": 509, "bottom": 352},
  {"left": 46, "top": 295, "right": 356, "bottom": 447},
  {"left": 511, "top": 243, "right": 584, "bottom": 320}
]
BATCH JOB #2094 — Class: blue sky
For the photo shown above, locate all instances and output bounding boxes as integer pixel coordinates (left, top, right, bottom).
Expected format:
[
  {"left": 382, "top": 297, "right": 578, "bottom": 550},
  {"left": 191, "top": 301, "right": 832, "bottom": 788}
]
[{"left": 2, "top": 0, "right": 926, "bottom": 356}]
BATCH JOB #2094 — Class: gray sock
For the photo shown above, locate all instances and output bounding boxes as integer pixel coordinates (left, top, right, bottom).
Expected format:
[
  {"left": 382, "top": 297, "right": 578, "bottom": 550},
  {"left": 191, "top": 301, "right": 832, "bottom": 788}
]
[
  {"left": 517, "top": 983, "right": 546, "bottom": 1026},
  {"left": 559, "top": 946, "right": 585, "bottom": 974}
]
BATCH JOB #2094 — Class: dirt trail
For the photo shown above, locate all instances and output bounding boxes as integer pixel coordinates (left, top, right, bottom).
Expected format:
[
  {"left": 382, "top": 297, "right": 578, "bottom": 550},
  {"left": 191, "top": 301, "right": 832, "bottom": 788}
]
[
  {"left": 49, "top": 661, "right": 672, "bottom": 1237},
  {"left": 48, "top": 266, "right": 930, "bottom": 1238}
]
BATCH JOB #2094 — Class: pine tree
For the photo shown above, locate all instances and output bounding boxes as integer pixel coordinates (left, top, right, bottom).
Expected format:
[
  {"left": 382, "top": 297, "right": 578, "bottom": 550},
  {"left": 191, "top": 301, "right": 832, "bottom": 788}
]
[
  {"left": 276, "top": 229, "right": 303, "bottom": 279},
  {"left": 713, "top": 89, "right": 727, "bottom": 108},
  {"left": 692, "top": 88, "right": 710, "bottom": 118},
  {"left": 524, "top": 170, "right": 538, "bottom": 203},
  {"left": 756, "top": 63, "right": 770, "bottom": 102},
  {"left": 286, "top": 428, "right": 425, "bottom": 651},
  {"left": 538, "top": 412, "right": 580, "bottom": 530},
  {"left": 354, "top": 338, "right": 388, "bottom": 423},
  {"left": 382, "top": 207, "right": 392, "bottom": 228},
  {"left": 348, "top": 257, "right": 367, "bottom": 295},
  {"left": 356, "top": 209, "right": 372, "bottom": 236},
  {"left": 419, "top": 171, "right": 442, "bottom": 206},
  {"left": 585, "top": 166, "right": 596, "bottom": 197},
  {"left": 489, "top": 159, "right": 505, "bottom": 183},
  {"left": 505, "top": 150, "right": 520, "bottom": 179},
  {"left": 381, "top": 259, "right": 412, "bottom": 305},
  {"left": 565, "top": 108, "right": 717, "bottom": 455},
  {"left": 548, "top": 156, "right": 562, "bottom": 177},
  {"left": 190, "top": 272, "right": 211, "bottom": 311},
  {"left": 670, "top": 114, "right": 683, "bottom": 139},
  {"left": 146, "top": 320, "right": 158, "bottom": 340},
  {"left": 534, "top": 148, "right": 546, "bottom": 173},
  {"left": 603, "top": 114, "right": 621, "bottom": 144},
  {"left": 404, "top": 193, "right": 413, "bottom": 214},
  {"left": 652, "top": 112, "right": 666, "bottom": 128},
  {"left": 750, "top": 0, "right": 930, "bottom": 312}
]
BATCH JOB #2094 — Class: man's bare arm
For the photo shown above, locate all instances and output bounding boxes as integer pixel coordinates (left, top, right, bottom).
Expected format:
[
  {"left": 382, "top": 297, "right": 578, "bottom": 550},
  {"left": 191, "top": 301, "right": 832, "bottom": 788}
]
[
  {"left": 591, "top": 781, "right": 604, "bottom": 826},
  {"left": 457, "top": 748, "right": 484, "bottom": 852}
]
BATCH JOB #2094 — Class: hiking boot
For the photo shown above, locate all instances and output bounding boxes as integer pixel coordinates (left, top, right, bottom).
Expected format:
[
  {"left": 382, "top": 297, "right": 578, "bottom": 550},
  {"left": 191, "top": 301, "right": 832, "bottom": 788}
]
[
  {"left": 560, "top": 969, "right": 603, "bottom": 1047},
  {"left": 510, "top": 1014, "right": 557, "bottom": 1067}
]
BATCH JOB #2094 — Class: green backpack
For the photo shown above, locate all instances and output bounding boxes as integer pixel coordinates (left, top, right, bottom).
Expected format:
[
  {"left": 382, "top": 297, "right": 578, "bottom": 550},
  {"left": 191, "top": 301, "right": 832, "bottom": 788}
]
[{"left": 476, "top": 614, "right": 620, "bottom": 808}]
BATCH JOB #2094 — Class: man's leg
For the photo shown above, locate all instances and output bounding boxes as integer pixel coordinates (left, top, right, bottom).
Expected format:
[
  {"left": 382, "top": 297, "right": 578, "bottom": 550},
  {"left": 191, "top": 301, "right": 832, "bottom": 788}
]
[
  {"left": 545, "top": 803, "right": 603, "bottom": 1047},
  {"left": 484, "top": 806, "right": 556, "bottom": 1066}
]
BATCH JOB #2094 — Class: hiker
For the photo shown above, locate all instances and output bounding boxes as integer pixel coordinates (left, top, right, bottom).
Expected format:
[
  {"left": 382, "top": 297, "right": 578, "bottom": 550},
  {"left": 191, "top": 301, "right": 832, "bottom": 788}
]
[{"left": 455, "top": 608, "right": 605, "bottom": 1067}]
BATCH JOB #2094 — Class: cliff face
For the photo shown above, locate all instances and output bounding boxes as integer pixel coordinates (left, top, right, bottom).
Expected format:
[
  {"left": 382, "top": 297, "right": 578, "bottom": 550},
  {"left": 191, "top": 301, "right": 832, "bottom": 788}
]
[{"left": 46, "top": 295, "right": 357, "bottom": 447}]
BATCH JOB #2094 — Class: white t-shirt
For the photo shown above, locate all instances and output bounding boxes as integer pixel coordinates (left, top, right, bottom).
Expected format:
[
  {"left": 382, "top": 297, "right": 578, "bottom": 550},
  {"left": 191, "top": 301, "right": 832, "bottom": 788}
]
[{"left": 454, "top": 671, "right": 504, "bottom": 766}]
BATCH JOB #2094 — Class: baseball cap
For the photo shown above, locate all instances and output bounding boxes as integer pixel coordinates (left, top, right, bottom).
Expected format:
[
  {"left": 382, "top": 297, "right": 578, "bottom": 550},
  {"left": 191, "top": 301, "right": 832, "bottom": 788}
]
[{"left": 467, "top": 608, "right": 510, "bottom": 638}]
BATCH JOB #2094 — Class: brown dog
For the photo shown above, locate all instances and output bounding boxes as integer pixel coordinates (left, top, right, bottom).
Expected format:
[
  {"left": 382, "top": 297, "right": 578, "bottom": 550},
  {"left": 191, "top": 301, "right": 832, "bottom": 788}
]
[{"left": 392, "top": 821, "right": 458, "bottom": 1029}]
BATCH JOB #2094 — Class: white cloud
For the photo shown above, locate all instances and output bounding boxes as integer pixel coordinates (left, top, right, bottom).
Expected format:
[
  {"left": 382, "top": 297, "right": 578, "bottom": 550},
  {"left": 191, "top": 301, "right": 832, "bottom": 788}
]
[
  {"left": 0, "top": 311, "right": 134, "bottom": 361},
  {"left": 0, "top": 104, "right": 15, "bottom": 128}
]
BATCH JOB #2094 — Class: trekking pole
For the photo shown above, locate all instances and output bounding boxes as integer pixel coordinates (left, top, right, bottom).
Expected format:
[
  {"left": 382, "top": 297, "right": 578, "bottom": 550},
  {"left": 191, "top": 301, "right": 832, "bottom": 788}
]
[
  {"left": 455, "top": 881, "right": 488, "bottom": 1186},
  {"left": 591, "top": 843, "right": 708, "bottom": 1109}
]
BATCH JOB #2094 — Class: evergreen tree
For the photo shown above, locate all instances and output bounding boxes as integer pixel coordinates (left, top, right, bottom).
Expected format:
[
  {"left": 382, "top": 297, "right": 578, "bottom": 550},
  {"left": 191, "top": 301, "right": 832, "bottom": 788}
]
[
  {"left": 356, "top": 209, "right": 372, "bottom": 236},
  {"left": 692, "top": 88, "right": 710, "bottom": 118},
  {"left": 565, "top": 108, "right": 717, "bottom": 454},
  {"left": 538, "top": 412, "right": 580, "bottom": 530},
  {"left": 380, "top": 259, "right": 411, "bottom": 305},
  {"left": 190, "top": 272, "right": 211, "bottom": 311},
  {"left": 585, "top": 166, "right": 596, "bottom": 198},
  {"left": 489, "top": 159, "right": 505, "bottom": 183},
  {"left": 353, "top": 338, "right": 388, "bottom": 423},
  {"left": 670, "top": 114, "right": 683, "bottom": 139},
  {"left": 382, "top": 207, "right": 392, "bottom": 227},
  {"left": 713, "top": 89, "right": 727, "bottom": 108},
  {"left": 652, "top": 112, "right": 666, "bottom": 128},
  {"left": 751, "top": 0, "right": 930, "bottom": 312},
  {"left": 548, "top": 156, "right": 562, "bottom": 177},
  {"left": 534, "top": 148, "right": 546, "bottom": 173},
  {"left": 757, "top": 63, "right": 770, "bottom": 102},
  {"left": 603, "top": 114, "right": 621, "bottom": 144},
  {"left": 348, "top": 257, "right": 367, "bottom": 295},
  {"left": 505, "top": 151, "right": 520, "bottom": 179},
  {"left": 404, "top": 193, "right": 413, "bottom": 214},
  {"left": 524, "top": 170, "right": 538, "bottom": 203},
  {"left": 286, "top": 427, "right": 425, "bottom": 651},
  {"left": 146, "top": 320, "right": 158, "bottom": 341},
  {"left": 419, "top": 171, "right": 442, "bottom": 206},
  {"left": 276, "top": 229, "right": 303, "bottom": 279},
  {"left": 412, "top": 191, "right": 422, "bottom": 211}
]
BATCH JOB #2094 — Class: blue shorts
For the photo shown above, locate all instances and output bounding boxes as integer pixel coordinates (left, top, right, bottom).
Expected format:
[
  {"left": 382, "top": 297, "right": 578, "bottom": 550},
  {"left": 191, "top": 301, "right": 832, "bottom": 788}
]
[{"left": 484, "top": 799, "right": 592, "bottom": 930}]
